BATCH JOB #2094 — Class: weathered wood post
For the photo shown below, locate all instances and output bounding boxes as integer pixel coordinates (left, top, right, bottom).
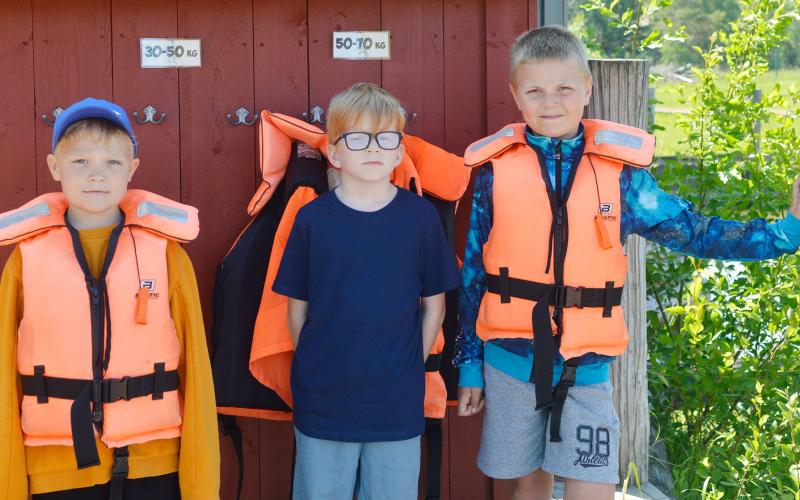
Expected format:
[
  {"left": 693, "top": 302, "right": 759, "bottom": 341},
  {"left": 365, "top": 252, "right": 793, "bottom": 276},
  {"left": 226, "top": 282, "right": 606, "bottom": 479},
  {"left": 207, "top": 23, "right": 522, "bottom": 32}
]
[{"left": 585, "top": 59, "right": 650, "bottom": 484}]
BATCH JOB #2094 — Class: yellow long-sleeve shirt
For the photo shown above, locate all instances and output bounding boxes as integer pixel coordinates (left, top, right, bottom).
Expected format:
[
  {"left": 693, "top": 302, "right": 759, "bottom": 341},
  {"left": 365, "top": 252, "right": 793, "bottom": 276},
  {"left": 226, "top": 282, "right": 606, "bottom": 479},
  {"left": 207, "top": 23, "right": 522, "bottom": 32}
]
[{"left": 0, "top": 225, "right": 220, "bottom": 498}]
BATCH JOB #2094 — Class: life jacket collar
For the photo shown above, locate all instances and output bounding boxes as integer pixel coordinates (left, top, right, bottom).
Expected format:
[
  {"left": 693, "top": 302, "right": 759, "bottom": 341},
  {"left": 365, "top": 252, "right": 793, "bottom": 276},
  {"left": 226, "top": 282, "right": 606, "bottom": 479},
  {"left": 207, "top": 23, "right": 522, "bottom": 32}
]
[
  {"left": 464, "top": 119, "right": 655, "bottom": 168},
  {"left": 0, "top": 190, "right": 199, "bottom": 246}
]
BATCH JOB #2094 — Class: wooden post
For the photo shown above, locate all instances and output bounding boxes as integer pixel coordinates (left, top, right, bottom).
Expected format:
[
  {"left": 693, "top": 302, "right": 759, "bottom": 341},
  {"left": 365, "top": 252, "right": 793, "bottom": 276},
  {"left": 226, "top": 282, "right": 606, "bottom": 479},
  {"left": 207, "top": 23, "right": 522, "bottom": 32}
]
[{"left": 584, "top": 59, "right": 650, "bottom": 484}]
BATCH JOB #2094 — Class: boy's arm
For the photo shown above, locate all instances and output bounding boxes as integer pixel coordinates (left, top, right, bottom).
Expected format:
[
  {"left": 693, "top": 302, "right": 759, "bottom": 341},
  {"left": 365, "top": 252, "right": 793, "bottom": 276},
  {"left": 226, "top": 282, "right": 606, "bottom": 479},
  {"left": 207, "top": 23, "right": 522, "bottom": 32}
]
[
  {"left": 167, "top": 243, "right": 220, "bottom": 500},
  {"left": 420, "top": 293, "right": 446, "bottom": 360},
  {"left": 286, "top": 298, "right": 308, "bottom": 347},
  {"left": 454, "top": 166, "right": 493, "bottom": 389},
  {"left": 0, "top": 249, "right": 29, "bottom": 500},
  {"left": 622, "top": 167, "right": 800, "bottom": 259}
]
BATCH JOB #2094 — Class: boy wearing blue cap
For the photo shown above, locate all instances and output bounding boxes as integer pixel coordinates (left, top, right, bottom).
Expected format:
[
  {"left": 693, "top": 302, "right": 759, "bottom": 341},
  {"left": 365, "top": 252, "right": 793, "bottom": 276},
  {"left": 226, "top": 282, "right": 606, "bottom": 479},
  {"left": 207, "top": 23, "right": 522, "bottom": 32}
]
[{"left": 0, "top": 98, "right": 219, "bottom": 499}]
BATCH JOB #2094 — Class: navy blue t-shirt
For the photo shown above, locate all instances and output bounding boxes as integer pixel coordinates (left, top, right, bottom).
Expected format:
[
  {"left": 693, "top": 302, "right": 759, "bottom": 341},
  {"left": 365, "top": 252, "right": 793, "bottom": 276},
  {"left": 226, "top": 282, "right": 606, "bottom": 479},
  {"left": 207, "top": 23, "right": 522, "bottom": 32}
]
[{"left": 272, "top": 188, "right": 461, "bottom": 442}]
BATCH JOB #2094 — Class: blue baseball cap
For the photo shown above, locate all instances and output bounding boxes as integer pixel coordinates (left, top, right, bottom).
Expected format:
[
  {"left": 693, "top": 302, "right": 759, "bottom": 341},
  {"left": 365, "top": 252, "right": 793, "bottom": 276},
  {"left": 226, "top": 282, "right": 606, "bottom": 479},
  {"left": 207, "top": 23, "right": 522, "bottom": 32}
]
[{"left": 51, "top": 97, "right": 138, "bottom": 156}]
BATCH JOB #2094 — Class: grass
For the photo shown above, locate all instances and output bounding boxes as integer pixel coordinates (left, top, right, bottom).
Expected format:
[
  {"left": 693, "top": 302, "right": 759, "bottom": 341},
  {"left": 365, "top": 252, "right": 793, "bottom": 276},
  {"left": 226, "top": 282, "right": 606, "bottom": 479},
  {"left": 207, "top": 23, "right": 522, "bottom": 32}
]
[
  {"left": 653, "top": 112, "right": 686, "bottom": 158},
  {"left": 651, "top": 68, "right": 800, "bottom": 158},
  {"left": 653, "top": 68, "right": 800, "bottom": 110},
  {"left": 653, "top": 110, "right": 798, "bottom": 158}
]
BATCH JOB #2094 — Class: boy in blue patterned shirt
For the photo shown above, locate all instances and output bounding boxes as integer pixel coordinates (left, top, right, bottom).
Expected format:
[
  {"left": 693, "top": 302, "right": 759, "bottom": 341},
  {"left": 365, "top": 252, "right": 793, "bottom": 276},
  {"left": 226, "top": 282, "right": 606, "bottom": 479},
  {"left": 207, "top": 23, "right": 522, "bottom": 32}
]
[{"left": 455, "top": 26, "right": 800, "bottom": 499}]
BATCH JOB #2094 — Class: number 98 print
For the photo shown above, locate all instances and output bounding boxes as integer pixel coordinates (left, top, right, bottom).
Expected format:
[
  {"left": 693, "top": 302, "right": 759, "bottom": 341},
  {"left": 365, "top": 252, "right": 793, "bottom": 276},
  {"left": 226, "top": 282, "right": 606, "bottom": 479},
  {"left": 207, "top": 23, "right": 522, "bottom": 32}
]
[{"left": 140, "top": 38, "right": 202, "bottom": 69}]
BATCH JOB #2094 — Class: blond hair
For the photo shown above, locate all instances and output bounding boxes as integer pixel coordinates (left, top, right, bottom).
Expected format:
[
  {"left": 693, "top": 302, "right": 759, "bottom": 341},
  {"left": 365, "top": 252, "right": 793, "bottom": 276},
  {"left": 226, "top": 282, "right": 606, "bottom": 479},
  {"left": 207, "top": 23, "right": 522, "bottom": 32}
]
[
  {"left": 327, "top": 83, "right": 406, "bottom": 141},
  {"left": 510, "top": 26, "right": 591, "bottom": 84},
  {"left": 55, "top": 118, "right": 133, "bottom": 154}
]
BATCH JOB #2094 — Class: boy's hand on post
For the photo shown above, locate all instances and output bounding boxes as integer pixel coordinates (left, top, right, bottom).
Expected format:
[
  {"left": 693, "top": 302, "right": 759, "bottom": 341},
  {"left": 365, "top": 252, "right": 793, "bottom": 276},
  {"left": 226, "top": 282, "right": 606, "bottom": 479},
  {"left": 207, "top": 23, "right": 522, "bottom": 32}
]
[
  {"left": 457, "top": 387, "right": 485, "bottom": 416},
  {"left": 791, "top": 175, "right": 800, "bottom": 220}
]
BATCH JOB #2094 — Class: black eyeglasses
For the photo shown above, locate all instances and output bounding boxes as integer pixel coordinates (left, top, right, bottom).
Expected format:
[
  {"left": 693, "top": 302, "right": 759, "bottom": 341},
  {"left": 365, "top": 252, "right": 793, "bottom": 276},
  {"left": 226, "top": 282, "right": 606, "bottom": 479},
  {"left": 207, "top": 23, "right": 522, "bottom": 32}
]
[{"left": 334, "top": 131, "right": 403, "bottom": 151}]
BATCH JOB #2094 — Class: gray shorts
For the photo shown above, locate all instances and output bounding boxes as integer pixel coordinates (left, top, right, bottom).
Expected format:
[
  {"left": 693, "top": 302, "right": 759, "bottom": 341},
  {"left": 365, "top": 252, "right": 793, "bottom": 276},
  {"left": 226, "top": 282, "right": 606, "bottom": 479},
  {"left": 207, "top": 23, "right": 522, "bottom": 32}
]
[{"left": 477, "top": 364, "right": 620, "bottom": 484}]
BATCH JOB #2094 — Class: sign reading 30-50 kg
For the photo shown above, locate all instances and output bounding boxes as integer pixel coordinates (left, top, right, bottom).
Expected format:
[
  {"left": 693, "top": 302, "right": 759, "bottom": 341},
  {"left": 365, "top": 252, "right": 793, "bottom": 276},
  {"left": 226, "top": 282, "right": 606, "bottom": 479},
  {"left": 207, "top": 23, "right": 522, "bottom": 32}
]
[
  {"left": 332, "top": 32, "right": 391, "bottom": 60},
  {"left": 140, "top": 38, "right": 202, "bottom": 68}
]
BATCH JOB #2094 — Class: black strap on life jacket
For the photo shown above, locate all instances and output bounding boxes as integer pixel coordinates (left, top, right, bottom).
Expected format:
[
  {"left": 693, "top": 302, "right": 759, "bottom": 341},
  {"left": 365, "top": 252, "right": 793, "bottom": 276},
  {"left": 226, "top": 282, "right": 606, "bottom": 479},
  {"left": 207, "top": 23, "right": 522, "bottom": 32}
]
[
  {"left": 424, "top": 353, "right": 442, "bottom": 372},
  {"left": 549, "top": 358, "right": 579, "bottom": 442},
  {"left": 109, "top": 446, "right": 129, "bottom": 500},
  {"left": 20, "top": 366, "right": 179, "bottom": 468},
  {"left": 485, "top": 271, "right": 622, "bottom": 413},
  {"left": 60, "top": 217, "right": 126, "bottom": 469},
  {"left": 20, "top": 368, "right": 179, "bottom": 402},
  {"left": 424, "top": 419, "right": 443, "bottom": 500}
]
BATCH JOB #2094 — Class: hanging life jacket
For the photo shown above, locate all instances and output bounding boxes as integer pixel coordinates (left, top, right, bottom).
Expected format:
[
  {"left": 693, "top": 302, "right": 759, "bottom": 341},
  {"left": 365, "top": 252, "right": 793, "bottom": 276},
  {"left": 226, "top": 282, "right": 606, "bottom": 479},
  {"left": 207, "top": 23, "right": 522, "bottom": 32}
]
[
  {"left": 211, "top": 110, "right": 469, "bottom": 500},
  {"left": 0, "top": 190, "right": 198, "bottom": 496},
  {"left": 463, "top": 120, "right": 654, "bottom": 442}
]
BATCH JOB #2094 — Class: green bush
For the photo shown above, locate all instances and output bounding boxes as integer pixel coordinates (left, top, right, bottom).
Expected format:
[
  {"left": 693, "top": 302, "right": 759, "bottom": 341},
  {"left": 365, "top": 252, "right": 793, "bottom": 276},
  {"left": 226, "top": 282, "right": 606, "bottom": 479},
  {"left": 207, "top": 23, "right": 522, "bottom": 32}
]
[{"left": 647, "top": 0, "right": 800, "bottom": 497}]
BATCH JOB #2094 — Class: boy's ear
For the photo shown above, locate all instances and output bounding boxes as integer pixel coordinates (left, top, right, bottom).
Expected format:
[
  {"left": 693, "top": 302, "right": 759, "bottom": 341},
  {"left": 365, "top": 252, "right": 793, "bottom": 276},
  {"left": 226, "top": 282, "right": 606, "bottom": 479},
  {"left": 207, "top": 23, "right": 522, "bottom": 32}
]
[
  {"left": 508, "top": 83, "right": 522, "bottom": 111},
  {"left": 583, "top": 75, "right": 593, "bottom": 106},
  {"left": 394, "top": 143, "right": 405, "bottom": 167},
  {"left": 46, "top": 154, "right": 61, "bottom": 182},
  {"left": 128, "top": 158, "right": 140, "bottom": 181},
  {"left": 327, "top": 144, "right": 341, "bottom": 168}
]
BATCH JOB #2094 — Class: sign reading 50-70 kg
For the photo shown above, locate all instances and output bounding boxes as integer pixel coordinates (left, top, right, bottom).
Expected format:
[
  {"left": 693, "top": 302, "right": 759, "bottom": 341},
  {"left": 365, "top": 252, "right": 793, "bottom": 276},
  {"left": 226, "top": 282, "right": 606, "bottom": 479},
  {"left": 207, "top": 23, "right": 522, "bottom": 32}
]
[
  {"left": 140, "top": 38, "right": 202, "bottom": 68},
  {"left": 332, "top": 32, "right": 391, "bottom": 60}
]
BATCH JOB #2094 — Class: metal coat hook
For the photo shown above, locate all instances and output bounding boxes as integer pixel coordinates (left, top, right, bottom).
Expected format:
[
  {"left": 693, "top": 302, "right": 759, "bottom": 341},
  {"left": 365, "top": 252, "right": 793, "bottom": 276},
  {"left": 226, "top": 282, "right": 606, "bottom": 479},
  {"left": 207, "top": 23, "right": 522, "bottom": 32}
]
[
  {"left": 41, "top": 107, "right": 64, "bottom": 126},
  {"left": 302, "top": 105, "right": 326, "bottom": 125},
  {"left": 407, "top": 111, "right": 418, "bottom": 125},
  {"left": 227, "top": 107, "right": 257, "bottom": 126},
  {"left": 133, "top": 105, "right": 166, "bottom": 125}
]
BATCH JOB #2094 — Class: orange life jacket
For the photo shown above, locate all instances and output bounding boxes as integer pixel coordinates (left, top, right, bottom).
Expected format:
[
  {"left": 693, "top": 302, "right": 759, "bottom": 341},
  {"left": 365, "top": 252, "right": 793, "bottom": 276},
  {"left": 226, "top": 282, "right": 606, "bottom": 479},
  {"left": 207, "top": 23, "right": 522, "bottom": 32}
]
[
  {"left": 0, "top": 190, "right": 199, "bottom": 469},
  {"left": 464, "top": 120, "right": 654, "bottom": 439},
  {"left": 250, "top": 110, "right": 470, "bottom": 215}
]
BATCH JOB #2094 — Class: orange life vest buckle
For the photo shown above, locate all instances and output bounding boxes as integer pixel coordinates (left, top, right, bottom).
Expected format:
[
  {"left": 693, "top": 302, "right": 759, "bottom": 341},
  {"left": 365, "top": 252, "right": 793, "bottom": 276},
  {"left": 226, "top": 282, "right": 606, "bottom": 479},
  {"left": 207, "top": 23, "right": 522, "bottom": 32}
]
[
  {"left": 554, "top": 285, "right": 584, "bottom": 309},
  {"left": 103, "top": 377, "right": 130, "bottom": 403}
]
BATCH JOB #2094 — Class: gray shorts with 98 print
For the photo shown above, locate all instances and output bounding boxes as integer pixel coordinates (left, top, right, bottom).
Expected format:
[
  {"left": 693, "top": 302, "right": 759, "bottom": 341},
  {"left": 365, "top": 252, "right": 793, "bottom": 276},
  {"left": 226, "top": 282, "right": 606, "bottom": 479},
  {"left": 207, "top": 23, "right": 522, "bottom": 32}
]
[{"left": 477, "top": 363, "right": 620, "bottom": 484}]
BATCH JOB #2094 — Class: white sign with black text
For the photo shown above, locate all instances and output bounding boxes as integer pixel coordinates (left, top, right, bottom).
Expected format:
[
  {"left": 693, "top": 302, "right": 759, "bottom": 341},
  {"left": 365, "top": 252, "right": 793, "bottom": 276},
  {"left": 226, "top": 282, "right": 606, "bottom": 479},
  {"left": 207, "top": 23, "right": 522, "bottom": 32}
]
[
  {"left": 332, "top": 31, "right": 391, "bottom": 60},
  {"left": 140, "top": 38, "right": 202, "bottom": 68}
]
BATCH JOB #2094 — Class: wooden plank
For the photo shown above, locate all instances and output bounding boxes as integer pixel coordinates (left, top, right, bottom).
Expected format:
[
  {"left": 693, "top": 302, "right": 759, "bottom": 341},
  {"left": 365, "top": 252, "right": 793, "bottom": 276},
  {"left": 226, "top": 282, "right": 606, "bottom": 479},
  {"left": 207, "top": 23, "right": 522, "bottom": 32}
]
[
  {"left": 219, "top": 417, "right": 261, "bottom": 500},
  {"left": 440, "top": 412, "right": 451, "bottom": 500},
  {"left": 253, "top": 0, "right": 309, "bottom": 119},
  {"left": 258, "top": 420, "right": 294, "bottom": 500},
  {"left": 0, "top": 2, "right": 36, "bottom": 267},
  {"left": 528, "top": 0, "right": 539, "bottom": 28},
  {"left": 446, "top": 406, "right": 492, "bottom": 499},
  {"left": 32, "top": 0, "right": 113, "bottom": 195},
  {"left": 585, "top": 59, "right": 651, "bottom": 484},
  {"left": 444, "top": 0, "right": 485, "bottom": 259},
  {"left": 419, "top": 418, "right": 450, "bottom": 500},
  {"left": 485, "top": 0, "right": 527, "bottom": 133},
  {"left": 251, "top": 4, "right": 307, "bottom": 498},
  {"left": 177, "top": 3, "right": 257, "bottom": 495},
  {"left": 492, "top": 478, "right": 512, "bottom": 500},
  {"left": 381, "top": 0, "right": 445, "bottom": 147},
  {"left": 443, "top": 0, "right": 485, "bottom": 155},
  {"left": 307, "top": 0, "right": 381, "bottom": 118},
  {"left": 177, "top": 0, "right": 256, "bottom": 333},
  {"left": 111, "top": 0, "right": 180, "bottom": 199}
]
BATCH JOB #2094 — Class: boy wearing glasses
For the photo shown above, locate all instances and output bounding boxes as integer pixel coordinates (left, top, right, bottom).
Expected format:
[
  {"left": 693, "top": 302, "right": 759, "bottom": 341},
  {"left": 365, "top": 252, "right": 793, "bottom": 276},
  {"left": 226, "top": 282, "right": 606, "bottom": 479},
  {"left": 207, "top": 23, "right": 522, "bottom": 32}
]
[{"left": 271, "top": 83, "right": 461, "bottom": 500}]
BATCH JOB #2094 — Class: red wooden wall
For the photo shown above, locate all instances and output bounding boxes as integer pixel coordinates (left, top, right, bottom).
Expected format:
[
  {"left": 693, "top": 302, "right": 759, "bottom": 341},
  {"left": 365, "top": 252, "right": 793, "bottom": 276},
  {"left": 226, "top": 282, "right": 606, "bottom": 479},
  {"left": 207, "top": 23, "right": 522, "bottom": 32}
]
[{"left": 0, "top": 1, "right": 541, "bottom": 498}]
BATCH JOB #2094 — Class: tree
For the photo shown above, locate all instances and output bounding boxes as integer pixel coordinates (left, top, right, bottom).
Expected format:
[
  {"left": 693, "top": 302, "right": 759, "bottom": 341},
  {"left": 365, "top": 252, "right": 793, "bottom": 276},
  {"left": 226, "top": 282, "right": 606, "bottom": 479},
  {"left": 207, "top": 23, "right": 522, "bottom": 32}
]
[
  {"left": 771, "top": 0, "right": 800, "bottom": 67},
  {"left": 657, "top": 0, "right": 741, "bottom": 67}
]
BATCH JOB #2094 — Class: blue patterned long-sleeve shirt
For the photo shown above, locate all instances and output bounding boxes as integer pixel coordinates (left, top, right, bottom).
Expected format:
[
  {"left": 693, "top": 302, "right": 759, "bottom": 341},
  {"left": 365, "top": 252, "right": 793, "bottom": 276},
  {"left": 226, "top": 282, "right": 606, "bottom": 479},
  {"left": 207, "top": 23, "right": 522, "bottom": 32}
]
[{"left": 456, "top": 125, "right": 800, "bottom": 388}]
